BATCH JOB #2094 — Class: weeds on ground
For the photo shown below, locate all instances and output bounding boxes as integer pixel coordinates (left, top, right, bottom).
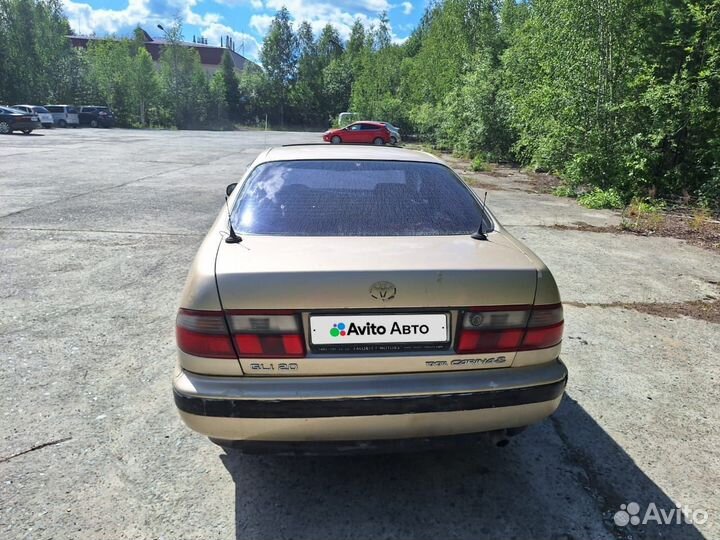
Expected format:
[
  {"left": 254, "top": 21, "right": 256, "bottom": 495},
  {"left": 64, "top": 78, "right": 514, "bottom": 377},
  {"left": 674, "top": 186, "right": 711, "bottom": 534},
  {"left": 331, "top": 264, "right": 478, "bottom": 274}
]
[
  {"left": 577, "top": 187, "right": 624, "bottom": 209},
  {"left": 552, "top": 184, "right": 577, "bottom": 198},
  {"left": 690, "top": 207, "right": 713, "bottom": 231},
  {"left": 621, "top": 197, "right": 666, "bottom": 232}
]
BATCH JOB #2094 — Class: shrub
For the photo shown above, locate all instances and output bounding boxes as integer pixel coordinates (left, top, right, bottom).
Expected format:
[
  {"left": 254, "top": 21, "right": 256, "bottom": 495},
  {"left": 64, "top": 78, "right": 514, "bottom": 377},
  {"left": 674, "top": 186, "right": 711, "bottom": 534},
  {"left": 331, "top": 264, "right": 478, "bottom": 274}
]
[
  {"left": 470, "top": 155, "right": 490, "bottom": 172},
  {"left": 577, "top": 188, "right": 624, "bottom": 209},
  {"left": 552, "top": 184, "right": 577, "bottom": 198}
]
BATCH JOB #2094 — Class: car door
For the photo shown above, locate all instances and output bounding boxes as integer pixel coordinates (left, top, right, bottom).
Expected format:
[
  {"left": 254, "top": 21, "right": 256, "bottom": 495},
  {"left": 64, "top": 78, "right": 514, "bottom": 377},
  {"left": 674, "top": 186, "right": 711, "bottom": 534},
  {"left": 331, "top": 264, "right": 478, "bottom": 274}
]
[
  {"left": 360, "top": 123, "right": 381, "bottom": 143},
  {"left": 345, "top": 123, "right": 363, "bottom": 143},
  {"left": 79, "top": 107, "right": 92, "bottom": 125}
]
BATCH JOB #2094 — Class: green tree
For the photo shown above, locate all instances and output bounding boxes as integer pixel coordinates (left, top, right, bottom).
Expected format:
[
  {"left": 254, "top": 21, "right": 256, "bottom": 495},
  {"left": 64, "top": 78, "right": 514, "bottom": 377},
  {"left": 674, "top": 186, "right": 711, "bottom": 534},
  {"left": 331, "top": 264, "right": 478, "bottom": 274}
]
[
  {"left": 131, "top": 48, "right": 159, "bottom": 126},
  {"left": 220, "top": 50, "right": 242, "bottom": 121},
  {"left": 158, "top": 20, "right": 209, "bottom": 128},
  {"left": 318, "top": 24, "right": 343, "bottom": 63},
  {"left": 0, "top": 0, "right": 73, "bottom": 103},
  {"left": 260, "top": 7, "right": 297, "bottom": 126},
  {"left": 374, "top": 11, "right": 392, "bottom": 50}
]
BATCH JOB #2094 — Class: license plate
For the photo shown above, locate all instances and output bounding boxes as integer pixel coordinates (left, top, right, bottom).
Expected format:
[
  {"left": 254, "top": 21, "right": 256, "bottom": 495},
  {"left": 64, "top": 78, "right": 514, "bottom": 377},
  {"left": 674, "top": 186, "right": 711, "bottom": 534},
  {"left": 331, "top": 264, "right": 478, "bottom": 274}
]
[{"left": 310, "top": 313, "right": 449, "bottom": 345}]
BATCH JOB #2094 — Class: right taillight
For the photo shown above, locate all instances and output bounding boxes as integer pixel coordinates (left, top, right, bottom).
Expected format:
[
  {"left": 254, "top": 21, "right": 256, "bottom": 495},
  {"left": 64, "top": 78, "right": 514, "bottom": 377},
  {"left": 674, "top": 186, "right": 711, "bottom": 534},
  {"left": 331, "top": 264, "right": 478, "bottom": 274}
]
[
  {"left": 455, "top": 304, "right": 563, "bottom": 354},
  {"left": 521, "top": 304, "right": 564, "bottom": 350}
]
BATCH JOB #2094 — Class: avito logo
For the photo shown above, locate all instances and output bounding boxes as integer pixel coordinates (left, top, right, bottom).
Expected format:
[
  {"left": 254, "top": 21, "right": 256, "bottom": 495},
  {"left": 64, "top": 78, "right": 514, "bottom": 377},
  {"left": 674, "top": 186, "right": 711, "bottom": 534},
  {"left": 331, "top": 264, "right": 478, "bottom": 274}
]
[
  {"left": 329, "top": 323, "right": 347, "bottom": 337},
  {"left": 329, "top": 321, "right": 430, "bottom": 337}
]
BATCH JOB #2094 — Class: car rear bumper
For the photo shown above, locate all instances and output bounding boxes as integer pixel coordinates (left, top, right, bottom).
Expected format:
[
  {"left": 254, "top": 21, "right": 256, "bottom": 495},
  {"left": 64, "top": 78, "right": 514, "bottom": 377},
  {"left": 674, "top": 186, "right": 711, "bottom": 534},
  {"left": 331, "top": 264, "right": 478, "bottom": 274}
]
[{"left": 174, "top": 359, "right": 567, "bottom": 444}]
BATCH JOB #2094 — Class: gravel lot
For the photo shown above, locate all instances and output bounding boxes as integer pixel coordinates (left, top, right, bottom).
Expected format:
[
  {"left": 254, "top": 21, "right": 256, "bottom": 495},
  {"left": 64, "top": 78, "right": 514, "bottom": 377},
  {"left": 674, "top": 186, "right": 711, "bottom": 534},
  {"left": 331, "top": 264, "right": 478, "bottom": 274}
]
[{"left": 1, "top": 128, "right": 718, "bottom": 540}]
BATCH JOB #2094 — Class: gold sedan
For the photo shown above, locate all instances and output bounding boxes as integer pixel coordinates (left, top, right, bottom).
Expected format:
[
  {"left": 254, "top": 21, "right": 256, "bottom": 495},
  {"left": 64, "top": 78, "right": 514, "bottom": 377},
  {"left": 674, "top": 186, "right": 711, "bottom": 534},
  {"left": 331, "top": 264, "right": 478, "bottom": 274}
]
[{"left": 173, "top": 145, "right": 567, "bottom": 454}]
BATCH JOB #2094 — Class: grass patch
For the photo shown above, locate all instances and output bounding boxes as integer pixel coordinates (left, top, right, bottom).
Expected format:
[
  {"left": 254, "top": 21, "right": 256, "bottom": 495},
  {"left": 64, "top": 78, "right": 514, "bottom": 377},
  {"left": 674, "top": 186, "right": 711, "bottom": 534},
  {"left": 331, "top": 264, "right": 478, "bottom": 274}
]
[{"left": 577, "top": 187, "right": 624, "bottom": 209}]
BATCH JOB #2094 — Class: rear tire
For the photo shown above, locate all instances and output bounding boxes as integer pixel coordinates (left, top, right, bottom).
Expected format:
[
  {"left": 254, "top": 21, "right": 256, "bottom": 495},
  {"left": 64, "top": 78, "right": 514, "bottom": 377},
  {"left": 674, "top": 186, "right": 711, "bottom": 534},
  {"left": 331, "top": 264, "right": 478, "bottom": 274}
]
[
  {"left": 331, "top": 135, "right": 341, "bottom": 144},
  {"left": 390, "top": 136, "right": 397, "bottom": 145},
  {"left": 373, "top": 137, "right": 384, "bottom": 145},
  {"left": 58, "top": 119, "right": 67, "bottom": 128},
  {"left": 0, "top": 121, "right": 10, "bottom": 134},
  {"left": 90, "top": 119, "right": 98, "bottom": 128}
]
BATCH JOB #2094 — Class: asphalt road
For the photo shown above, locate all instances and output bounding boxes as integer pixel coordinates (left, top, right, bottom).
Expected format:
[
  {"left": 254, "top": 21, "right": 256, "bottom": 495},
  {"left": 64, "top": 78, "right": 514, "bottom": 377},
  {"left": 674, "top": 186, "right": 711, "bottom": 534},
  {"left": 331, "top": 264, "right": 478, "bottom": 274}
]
[{"left": 1, "top": 128, "right": 718, "bottom": 540}]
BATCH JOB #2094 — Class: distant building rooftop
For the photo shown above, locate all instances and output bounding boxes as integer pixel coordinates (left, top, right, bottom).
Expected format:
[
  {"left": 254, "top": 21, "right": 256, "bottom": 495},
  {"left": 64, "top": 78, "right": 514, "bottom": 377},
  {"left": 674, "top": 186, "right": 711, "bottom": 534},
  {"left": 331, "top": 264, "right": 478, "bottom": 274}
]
[{"left": 68, "top": 29, "right": 256, "bottom": 73}]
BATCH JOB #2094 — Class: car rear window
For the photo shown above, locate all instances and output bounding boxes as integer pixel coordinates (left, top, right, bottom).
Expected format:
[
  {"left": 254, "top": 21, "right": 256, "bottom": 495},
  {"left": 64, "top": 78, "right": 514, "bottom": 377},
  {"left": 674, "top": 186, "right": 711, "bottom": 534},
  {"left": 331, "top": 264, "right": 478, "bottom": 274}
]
[
  {"left": 33, "top": 106, "right": 49, "bottom": 113},
  {"left": 67, "top": 107, "right": 78, "bottom": 113},
  {"left": 231, "top": 160, "right": 490, "bottom": 236}
]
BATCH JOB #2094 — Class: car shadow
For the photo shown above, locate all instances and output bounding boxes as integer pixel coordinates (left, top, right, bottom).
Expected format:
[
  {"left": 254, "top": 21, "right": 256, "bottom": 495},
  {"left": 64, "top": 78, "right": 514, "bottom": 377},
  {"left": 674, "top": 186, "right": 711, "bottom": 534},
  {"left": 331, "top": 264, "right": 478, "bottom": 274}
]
[
  {"left": 220, "top": 394, "right": 706, "bottom": 540},
  {"left": 10, "top": 132, "right": 44, "bottom": 136}
]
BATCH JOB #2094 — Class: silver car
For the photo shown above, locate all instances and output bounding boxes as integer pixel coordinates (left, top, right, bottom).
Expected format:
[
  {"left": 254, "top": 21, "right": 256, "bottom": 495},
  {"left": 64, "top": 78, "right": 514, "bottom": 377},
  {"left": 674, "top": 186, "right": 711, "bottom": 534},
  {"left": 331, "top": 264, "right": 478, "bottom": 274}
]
[{"left": 174, "top": 145, "right": 567, "bottom": 453}]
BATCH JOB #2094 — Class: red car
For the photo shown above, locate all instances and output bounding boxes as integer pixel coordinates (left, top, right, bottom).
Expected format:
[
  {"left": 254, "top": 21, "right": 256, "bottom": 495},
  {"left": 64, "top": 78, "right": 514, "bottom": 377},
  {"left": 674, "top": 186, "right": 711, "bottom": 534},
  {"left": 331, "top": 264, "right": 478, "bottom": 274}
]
[{"left": 323, "top": 121, "right": 391, "bottom": 145}]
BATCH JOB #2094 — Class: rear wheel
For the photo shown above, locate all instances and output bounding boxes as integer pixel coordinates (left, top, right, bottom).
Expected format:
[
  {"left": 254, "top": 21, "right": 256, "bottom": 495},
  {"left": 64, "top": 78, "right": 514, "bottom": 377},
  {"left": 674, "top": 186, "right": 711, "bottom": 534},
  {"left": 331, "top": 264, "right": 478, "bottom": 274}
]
[
  {"left": 373, "top": 137, "right": 384, "bottom": 145},
  {"left": 0, "top": 121, "right": 10, "bottom": 134},
  {"left": 90, "top": 119, "right": 98, "bottom": 128},
  {"left": 390, "top": 136, "right": 397, "bottom": 145},
  {"left": 331, "top": 135, "right": 341, "bottom": 144},
  {"left": 58, "top": 119, "right": 67, "bottom": 128},
  {"left": 22, "top": 129, "right": 32, "bottom": 135}
]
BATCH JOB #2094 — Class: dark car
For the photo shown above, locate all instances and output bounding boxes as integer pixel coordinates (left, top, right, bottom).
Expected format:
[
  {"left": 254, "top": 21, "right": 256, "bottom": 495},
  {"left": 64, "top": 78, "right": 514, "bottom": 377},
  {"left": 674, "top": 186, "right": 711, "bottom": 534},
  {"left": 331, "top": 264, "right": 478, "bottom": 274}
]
[
  {"left": 322, "top": 121, "right": 391, "bottom": 145},
  {"left": 78, "top": 106, "right": 115, "bottom": 128},
  {"left": 0, "top": 106, "right": 42, "bottom": 135}
]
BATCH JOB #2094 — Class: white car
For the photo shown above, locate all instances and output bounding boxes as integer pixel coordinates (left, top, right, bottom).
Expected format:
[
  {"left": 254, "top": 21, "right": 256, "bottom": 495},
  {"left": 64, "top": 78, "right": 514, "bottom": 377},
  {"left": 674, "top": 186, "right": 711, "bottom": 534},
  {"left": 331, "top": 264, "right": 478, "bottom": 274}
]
[
  {"left": 12, "top": 105, "right": 54, "bottom": 128},
  {"left": 44, "top": 105, "right": 79, "bottom": 128}
]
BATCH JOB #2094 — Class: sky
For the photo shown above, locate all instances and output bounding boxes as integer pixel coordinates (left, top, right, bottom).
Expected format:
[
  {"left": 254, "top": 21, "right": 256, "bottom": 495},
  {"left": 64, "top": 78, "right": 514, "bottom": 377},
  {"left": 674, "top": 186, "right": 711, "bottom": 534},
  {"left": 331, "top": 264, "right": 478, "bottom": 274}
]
[{"left": 61, "top": 0, "right": 425, "bottom": 62}]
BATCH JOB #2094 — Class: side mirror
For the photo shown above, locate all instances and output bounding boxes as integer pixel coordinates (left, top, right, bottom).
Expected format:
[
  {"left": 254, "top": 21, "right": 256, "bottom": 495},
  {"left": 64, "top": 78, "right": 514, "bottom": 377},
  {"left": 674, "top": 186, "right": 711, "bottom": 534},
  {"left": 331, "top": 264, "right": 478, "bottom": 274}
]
[{"left": 226, "top": 183, "right": 238, "bottom": 197}]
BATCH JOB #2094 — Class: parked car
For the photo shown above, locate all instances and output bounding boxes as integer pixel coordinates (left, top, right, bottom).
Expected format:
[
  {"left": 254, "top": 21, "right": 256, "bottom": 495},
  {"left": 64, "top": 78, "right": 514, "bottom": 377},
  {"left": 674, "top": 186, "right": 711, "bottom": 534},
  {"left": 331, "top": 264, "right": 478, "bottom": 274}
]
[
  {"left": 44, "top": 105, "right": 79, "bottom": 128},
  {"left": 173, "top": 145, "right": 567, "bottom": 454},
  {"left": 78, "top": 106, "right": 115, "bottom": 128},
  {"left": 12, "top": 105, "right": 54, "bottom": 128},
  {"left": 379, "top": 122, "right": 401, "bottom": 145},
  {"left": 323, "top": 121, "right": 391, "bottom": 145},
  {"left": 0, "top": 106, "right": 42, "bottom": 135}
]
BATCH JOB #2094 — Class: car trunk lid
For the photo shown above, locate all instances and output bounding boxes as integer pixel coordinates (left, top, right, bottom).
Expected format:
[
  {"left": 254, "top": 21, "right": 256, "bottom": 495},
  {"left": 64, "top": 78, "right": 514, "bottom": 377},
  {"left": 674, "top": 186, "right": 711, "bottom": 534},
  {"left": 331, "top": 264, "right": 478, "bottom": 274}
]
[{"left": 213, "top": 235, "right": 542, "bottom": 376}]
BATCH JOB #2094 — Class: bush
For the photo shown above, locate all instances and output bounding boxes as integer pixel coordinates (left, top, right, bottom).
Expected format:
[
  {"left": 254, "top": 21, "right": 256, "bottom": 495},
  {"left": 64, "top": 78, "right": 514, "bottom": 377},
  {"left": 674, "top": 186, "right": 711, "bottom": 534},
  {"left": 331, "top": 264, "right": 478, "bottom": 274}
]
[
  {"left": 470, "top": 155, "right": 490, "bottom": 172},
  {"left": 577, "top": 188, "right": 624, "bottom": 209},
  {"left": 552, "top": 184, "right": 577, "bottom": 198}
]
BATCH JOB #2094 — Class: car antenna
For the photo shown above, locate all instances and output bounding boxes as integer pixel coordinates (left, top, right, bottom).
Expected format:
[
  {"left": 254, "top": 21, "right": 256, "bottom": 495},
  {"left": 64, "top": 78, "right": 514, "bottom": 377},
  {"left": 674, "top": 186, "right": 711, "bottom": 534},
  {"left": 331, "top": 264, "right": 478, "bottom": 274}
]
[
  {"left": 472, "top": 192, "right": 489, "bottom": 241},
  {"left": 224, "top": 193, "right": 242, "bottom": 244}
]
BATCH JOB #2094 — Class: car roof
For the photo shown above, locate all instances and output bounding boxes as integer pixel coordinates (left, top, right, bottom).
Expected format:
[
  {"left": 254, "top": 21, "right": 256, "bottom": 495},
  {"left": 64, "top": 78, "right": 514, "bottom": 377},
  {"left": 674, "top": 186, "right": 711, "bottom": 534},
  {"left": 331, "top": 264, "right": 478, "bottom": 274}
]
[{"left": 259, "top": 145, "right": 443, "bottom": 165}]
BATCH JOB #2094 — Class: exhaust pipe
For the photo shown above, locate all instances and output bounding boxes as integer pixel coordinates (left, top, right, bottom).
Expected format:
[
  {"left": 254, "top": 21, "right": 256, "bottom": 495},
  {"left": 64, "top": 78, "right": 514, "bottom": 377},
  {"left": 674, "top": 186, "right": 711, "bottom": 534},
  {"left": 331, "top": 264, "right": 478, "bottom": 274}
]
[
  {"left": 487, "top": 426, "right": 527, "bottom": 447},
  {"left": 487, "top": 430, "right": 511, "bottom": 447}
]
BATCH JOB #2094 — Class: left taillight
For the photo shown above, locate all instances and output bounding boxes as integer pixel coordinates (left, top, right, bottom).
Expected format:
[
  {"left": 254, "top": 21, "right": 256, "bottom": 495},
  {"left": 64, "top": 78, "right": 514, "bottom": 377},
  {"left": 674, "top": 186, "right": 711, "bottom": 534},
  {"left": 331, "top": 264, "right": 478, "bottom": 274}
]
[
  {"left": 227, "top": 311, "right": 306, "bottom": 358},
  {"left": 176, "top": 309, "right": 307, "bottom": 359},
  {"left": 176, "top": 309, "right": 236, "bottom": 358}
]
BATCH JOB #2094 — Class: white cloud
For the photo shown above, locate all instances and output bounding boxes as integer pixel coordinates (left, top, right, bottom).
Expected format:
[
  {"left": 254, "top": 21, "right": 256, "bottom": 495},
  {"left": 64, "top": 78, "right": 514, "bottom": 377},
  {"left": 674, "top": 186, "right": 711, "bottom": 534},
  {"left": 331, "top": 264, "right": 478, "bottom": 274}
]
[
  {"left": 249, "top": 14, "right": 274, "bottom": 36},
  {"left": 62, "top": 0, "right": 260, "bottom": 59},
  {"left": 201, "top": 23, "right": 260, "bottom": 58},
  {"left": 261, "top": 0, "right": 394, "bottom": 41},
  {"left": 62, "top": 0, "right": 150, "bottom": 35},
  {"left": 401, "top": 1, "right": 412, "bottom": 15},
  {"left": 214, "top": 0, "right": 264, "bottom": 9}
]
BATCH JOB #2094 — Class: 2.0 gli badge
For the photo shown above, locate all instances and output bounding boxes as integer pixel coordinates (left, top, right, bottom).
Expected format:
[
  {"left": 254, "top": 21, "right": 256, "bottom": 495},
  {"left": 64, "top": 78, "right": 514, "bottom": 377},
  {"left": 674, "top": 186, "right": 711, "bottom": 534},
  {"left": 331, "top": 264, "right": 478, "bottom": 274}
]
[{"left": 369, "top": 281, "right": 396, "bottom": 302}]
